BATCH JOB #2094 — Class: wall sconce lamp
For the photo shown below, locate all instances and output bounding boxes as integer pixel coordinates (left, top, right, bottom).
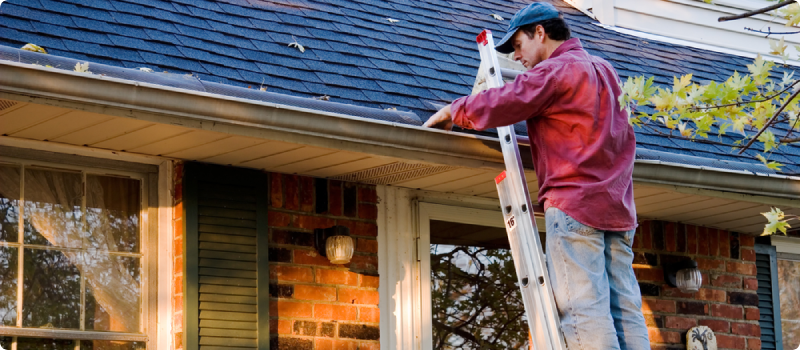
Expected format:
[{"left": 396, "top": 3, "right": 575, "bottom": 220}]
[
  {"left": 664, "top": 259, "right": 703, "bottom": 293},
  {"left": 314, "top": 225, "right": 354, "bottom": 265}
]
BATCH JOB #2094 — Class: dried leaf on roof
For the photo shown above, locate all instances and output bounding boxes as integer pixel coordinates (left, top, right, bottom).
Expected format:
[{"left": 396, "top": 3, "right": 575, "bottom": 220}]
[
  {"left": 21, "top": 43, "right": 47, "bottom": 54},
  {"left": 288, "top": 35, "right": 305, "bottom": 53},
  {"left": 387, "top": 18, "right": 400, "bottom": 23},
  {"left": 490, "top": 14, "right": 505, "bottom": 21}
]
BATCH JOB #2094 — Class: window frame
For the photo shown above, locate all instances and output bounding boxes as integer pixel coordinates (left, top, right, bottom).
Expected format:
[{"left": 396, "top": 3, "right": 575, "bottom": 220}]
[
  {"left": 0, "top": 149, "right": 158, "bottom": 347},
  {"left": 416, "top": 202, "right": 546, "bottom": 350}
]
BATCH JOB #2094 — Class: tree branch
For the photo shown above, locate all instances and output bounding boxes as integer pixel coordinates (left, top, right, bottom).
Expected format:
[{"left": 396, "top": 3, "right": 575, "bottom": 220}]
[
  {"left": 432, "top": 319, "right": 484, "bottom": 346},
  {"left": 694, "top": 80, "right": 800, "bottom": 111},
  {"left": 738, "top": 87, "right": 800, "bottom": 153},
  {"left": 718, "top": 0, "right": 794, "bottom": 22}
]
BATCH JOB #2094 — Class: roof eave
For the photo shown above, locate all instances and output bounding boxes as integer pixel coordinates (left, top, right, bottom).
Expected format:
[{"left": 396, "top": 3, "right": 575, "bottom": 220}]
[{"left": 2, "top": 61, "right": 799, "bottom": 204}]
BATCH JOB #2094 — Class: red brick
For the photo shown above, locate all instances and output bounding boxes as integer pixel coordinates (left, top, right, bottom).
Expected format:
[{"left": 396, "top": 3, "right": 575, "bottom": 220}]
[
  {"left": 727, "top": 261, "right": 757, "bottom": 276},
  {"left": 294, "top": 215, "right": 336, "bottom": 230},
  {"left": 719, "top": 230, "right": 730, "bottom": 258},
  {"left": 699, "top": 319, "right": 729, "bottom": 333},
  {"left": 339, "top": 288, "right": 380, "bottom": 305},
  {"left": 698, "top": 227, "right": 710, "bottom": 255},
  {"left": 708, "top": 229, "right": 719, "bottom": 256},
  {"left": 270, "top": 319, "right": 292, "bottom": 334},
  {"left": 731, "top": 322, "right": 760, "bottom": 337},
  {"left": 695, "top": 288, "right": 726, "bottom": 302},
  {"left": 697, "top": 257, "right": 725, "bottom": 271},
  {"left": 716, "top": 334, "right": 746, "bottom": 349},
  {"left": 174, "top": 332, "right": 182, "bottom": 350},
  {"left": 315, "top": 339, "right": 361, "bottom": 350},
  {"left": 294, "top": 250, "right": 336, "bottom": 267},
  {"left": 271, "top": 265, "right": 314, "bottom": 282},
  {"left": 661, "top": 286, "right": 694, "bottom": 299},
  {"left": 349, "top": 254, "right": 378, "bottom": 271},
  {"left": 294, "top": 285, "right": 337, "bottom": 301},
  {"left": 361, "top": 275, "right": 379, "bottom": 288},
  {"left": 740, "top": 234, "right": 755, "bottom": 247},
  {"left": 317, "top": 269, "right": 359, "bottom": 286},
  {"left": 665, "top": 316, "right": 697, "bottom": 330},
  {"left": 337, "top": 220, "right": 378, "bottom": 237},
  {"left": 358, "top": 204, "right": 377, "bottom": 220},
  {"left": 270, "top": 173, "right": 283, "bottom": 208},
  {"left": 314, "top": 304, "right": 357, "bottom": 321},
  {"left": 173, "top": 255, "right": 183, "bottom": 276},
  {"left": 746, "top": 338, "right": 761, "bottom": 350},
  {"left": 711, "top": 304, "right": 742, "bottom": 319},
  {"left": 648, "top": 328, "right": 681, "bottom": 343},
  {"left": 358, "top": 187, "right": 377, "bottom": 203},
  {"left": 712, "top": 274, "right": 742, "bottom": 288},
  {"left": 284, "top": 175, "right": 299, "bottom": 211},
  {"left": 642, "top": 298, "right": 676, "bottom": 313},
  {"left": 173, "top": 235, "right": 183, "bottom": 257},
  {"left": 665, "top": 222, "right": 677, "bottom": 252},
  {"left": 269, "top": 211, "right": 291, "bottom": 227},
  {"left": 687, "top": 224, "right": 698, "bottom": 254},
  {"left": 360, "top": 307, "right": 380, "bottom": 323},
  {"left": 642, "top": 221, "right": 653, "bottom": 249},
  {"left": 745, "top": 307, "right": 760, "bottom": 321},
  {"left": 300, "top": 176, "right": 314, "bottom": 213},
  {"left": 634, "top": 267, "right": 664, "bottom": 282},
  {"left": 271, "top": 300, "right": 313, "bottom": 318},
  {"left": 329, "top": 181, "right": 343, "bottom": 216},
  {"left": 743, "top": 277, "right": 758, "bottom": 291},
  {"left": 357, "top": 342, "right": 380, "bottom": 350},
  {"left": 741, "top": 248, "right": 756, "bottom": 262},
  {"left": 357, "top": 238, "right": 378, "bottom": 253}
]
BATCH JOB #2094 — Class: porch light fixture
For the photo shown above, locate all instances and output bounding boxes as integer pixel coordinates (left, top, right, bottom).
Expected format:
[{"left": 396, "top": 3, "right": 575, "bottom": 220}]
[
  {"left": 314, "top": 225, "right": 354, "bottom": 265},
  {"left": 664, "top": 259, "right": 702, "bottom": 293}
]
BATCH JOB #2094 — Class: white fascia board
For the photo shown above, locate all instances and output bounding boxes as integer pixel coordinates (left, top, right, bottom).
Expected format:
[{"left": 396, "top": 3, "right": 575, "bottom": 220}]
[{"left": 772, "top": 235, "right": 800, "bottom": 254}]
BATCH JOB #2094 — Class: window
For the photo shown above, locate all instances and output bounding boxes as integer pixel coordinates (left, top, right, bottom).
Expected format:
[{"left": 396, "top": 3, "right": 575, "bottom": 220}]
[
  {"left": 418, "top": 203, "right": 547, "bottom": 350},
  {"left": 777, "top": 253, "right": 800, "bottom": 350},
  {"left": 0, "top": 158, "right": 151, "bottom": 350}
]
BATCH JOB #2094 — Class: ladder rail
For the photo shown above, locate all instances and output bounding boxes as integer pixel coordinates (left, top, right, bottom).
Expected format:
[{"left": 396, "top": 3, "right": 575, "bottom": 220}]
[{"left": 475, "top": 29, "right": 568, "bottom": 350}]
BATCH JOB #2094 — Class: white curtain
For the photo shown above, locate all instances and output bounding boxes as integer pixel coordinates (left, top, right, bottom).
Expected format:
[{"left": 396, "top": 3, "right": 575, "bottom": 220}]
[{"left": 0, "top": 167, "right": 140, "bottom": 333}]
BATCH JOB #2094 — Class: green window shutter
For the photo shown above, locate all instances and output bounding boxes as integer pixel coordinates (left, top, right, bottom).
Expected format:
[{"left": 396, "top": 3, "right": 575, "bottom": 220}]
[
  {"left": 184, "top": 163, "right": 269, "bottom": 350},
  {"left": 755, "top": 244, "right": 783, "bottom": 350}
]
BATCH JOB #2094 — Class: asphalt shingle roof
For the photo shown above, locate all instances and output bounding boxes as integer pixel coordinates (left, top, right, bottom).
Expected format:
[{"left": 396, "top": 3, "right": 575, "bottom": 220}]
[{"left": 1, "top": 0, "right": 799, "bottom": 173}]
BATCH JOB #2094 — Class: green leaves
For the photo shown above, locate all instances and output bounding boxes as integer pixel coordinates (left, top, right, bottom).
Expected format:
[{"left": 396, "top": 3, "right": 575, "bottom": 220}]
[
  {"left": 747, "top": 54, "right": 774, "bottom": 85},
  {"left": 780, "top": 3, "right": 800, "bottom": 26}
]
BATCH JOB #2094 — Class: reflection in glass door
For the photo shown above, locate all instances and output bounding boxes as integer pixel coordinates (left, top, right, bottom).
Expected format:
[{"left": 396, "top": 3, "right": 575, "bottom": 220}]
[{"left": 429, "top": 220, "right": 546, "bottom": 350}]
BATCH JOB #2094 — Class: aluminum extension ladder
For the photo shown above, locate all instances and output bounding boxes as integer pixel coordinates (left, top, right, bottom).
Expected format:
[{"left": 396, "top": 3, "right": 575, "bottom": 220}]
[{"left": 474, "top": 29, "right": 568, "bottom": 350}]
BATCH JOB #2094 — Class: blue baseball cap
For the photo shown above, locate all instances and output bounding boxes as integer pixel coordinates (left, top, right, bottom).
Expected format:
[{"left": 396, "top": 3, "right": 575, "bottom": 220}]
[{"left": 495, "top": 2, "right": 561, "bottom": 54}]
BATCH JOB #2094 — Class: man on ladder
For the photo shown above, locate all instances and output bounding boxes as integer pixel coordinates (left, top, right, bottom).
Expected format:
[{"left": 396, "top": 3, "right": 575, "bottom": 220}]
[{"left": 423, "top": 2, "right": 651, "bottom": 349}]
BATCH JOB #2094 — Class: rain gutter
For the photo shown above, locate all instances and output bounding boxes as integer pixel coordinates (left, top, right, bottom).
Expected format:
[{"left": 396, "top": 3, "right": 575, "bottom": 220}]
[{"left": 1, "top": 60, "right": 799, "bottom": 203}]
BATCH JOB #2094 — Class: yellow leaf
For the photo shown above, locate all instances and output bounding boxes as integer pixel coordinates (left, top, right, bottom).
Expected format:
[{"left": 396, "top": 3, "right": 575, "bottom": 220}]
[
  {"left": 73, "top": 62, "right": 90, "bottom": 73},
  {"left": 678, "top": 122, "right": 693, "bottom": 137},
  {"left": 761, "top": 207, "right": 791, "bottom": 236},
  {"left": 20, "top": 43, "right": 47, "bottom": 54}
]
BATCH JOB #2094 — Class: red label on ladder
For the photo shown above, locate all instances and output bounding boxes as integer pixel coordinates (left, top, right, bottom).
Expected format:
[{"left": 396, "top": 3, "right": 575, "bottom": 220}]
[
  {"left": 476, "top": 30, "right": 491, "bottom": 46},
  {"left": 495, "top": 170, "right": 507, "bottom": 184}
]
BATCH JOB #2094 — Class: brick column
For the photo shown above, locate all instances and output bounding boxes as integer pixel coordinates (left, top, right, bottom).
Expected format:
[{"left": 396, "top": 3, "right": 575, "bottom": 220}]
[
  {"left": 634, "top": 221, "right": 760, "bottom": 350},
  {"left": 269, "top": 173, "right": 380, "bottom": 349},
  {"left": 172, "top": 162, "right": 184, "bottom": 350}
]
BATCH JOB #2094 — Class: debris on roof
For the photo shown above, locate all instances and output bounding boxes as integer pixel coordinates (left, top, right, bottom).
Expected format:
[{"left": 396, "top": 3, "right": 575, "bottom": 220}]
[{"left": 21, "top": 43, "right": 46, "bottom": 54}]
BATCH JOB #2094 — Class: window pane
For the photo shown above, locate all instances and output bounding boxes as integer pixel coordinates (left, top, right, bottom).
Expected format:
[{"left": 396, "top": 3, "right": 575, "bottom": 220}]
[
  {"left": 779, "top": 258, "right": 800, "bottom": 350},
  {"left": 86, "top": 175, "right": 140, "bottom": 253},
  {"left": 23, "top": 169, "right": 83, "bottom": 247},
  {"left": 430, "top": 244, "right": 529, "bottom": 350},
  {"left": 0, "top": 246, "right": 18, "bottom": 326},
  {"left": 86, "top": 256, "right": 141, "bottom": 333},
  {"left": 81, "top": 340, "right": 145, "bottom": 350},
  {"left": 17, "top": 337, "right": 75, "bottom": 350},
  {"left": 22, "top": 248, "right": 80, "bottom": 329},
  {"left": 0, "top": 165, "right": 21, "bottom": 242},
  {"left": 0, "top": 336, "right": 11, "bottom": 350}
]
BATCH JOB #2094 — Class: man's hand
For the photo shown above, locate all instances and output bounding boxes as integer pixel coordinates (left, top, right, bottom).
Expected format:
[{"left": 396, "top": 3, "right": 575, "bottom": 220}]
[{"left": 423, "top": 104, "right": 454, "bottom": 130}]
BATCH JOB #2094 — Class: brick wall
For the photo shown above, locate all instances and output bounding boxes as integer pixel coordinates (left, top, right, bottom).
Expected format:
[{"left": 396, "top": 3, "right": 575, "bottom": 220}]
[
  {"left": 172, "top": 162, "right": 185, "bottom": 350},
  {"left": 633, "top": 220, "right": 760, "bottom": 350},
  {"left": 268, "top": 174, "right": 380, "bottom": 350}
]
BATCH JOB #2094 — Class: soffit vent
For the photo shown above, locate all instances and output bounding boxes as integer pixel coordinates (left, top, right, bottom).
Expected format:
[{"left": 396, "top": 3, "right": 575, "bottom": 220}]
[
  {"left": 333, "top": 162, "right": 459, "bottom": 185},
  {"left": 0, "top": 99, "right": 18, "bottom": 113}
]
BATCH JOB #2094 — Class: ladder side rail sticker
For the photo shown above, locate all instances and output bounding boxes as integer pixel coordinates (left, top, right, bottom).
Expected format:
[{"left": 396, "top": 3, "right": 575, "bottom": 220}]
[{"left": 476, "top": 29, "right": 568, "bottom": 350}]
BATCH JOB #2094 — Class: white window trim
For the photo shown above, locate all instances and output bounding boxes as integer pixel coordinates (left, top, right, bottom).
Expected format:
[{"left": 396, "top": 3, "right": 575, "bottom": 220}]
[
  {"left": 772, "top": 235, "right": 800, "bottom": 255},
  {"left": 0, "top": 139, "right": 173, "bottom": 349},
  {"left": 378, "top": 186, "right": 546, "bottom": 350}
]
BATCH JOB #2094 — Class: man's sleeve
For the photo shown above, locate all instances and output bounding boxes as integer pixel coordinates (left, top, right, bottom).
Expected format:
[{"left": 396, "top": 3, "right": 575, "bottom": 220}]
[{"left": 451, "top": 65, "right": 559, "bottom": 131}]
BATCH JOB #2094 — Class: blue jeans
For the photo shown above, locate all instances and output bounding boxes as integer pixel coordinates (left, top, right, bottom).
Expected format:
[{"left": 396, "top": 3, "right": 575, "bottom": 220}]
[{"left": 545, "top": 208, "right": 651, "bottom": 350}]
